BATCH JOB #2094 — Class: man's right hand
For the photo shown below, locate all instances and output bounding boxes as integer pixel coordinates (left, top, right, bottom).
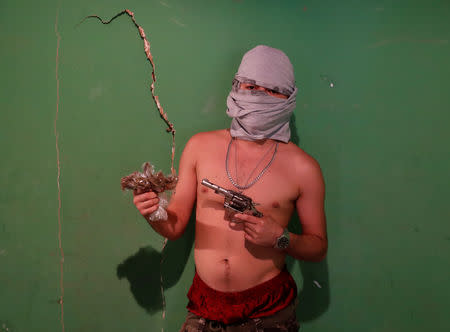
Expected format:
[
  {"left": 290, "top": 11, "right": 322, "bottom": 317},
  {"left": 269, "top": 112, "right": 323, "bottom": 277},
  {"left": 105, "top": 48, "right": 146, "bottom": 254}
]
[{"left": 133, "top": 191, "right": 160, "bottom": 219}]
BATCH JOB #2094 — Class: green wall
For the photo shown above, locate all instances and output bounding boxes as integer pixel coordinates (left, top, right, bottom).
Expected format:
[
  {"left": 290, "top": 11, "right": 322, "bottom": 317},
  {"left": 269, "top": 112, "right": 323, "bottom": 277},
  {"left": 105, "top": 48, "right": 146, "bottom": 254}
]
[{"left": 1, "top": 0, "right": 449, "bottom": 331}]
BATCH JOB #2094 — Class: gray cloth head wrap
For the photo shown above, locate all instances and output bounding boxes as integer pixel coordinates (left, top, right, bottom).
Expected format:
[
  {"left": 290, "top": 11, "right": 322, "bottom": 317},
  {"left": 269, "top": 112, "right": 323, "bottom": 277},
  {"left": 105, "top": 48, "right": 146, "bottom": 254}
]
[{"left": 226, "top": 45, "right": 297, "bottom": 143}]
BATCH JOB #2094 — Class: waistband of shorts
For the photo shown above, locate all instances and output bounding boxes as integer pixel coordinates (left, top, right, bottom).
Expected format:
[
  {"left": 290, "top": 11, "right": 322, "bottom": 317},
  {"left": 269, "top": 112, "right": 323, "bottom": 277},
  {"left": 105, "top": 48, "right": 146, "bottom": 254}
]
[{"left": 189, "top": 266, "right": 296, "bottom": 305}]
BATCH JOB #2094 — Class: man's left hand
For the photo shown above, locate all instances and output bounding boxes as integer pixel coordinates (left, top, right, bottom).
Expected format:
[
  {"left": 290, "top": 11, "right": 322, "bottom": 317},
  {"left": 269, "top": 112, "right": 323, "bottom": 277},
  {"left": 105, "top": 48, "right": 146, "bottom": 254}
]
[{"left": 233, "top": 213, "right": 284, "bottom": 247}]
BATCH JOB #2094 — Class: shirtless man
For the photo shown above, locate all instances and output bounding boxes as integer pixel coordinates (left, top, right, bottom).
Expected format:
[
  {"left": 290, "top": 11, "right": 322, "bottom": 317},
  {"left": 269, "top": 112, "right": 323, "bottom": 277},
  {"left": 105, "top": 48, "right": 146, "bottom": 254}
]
[{"left": 133, "top": 45, "right": 327, "bottom": 331}]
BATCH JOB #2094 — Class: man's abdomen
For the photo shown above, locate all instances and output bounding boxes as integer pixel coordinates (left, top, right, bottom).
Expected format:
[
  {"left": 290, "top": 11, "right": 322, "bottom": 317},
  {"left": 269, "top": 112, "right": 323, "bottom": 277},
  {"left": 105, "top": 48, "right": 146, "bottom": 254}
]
[{"left": 194, "top": 218, "right": 285, "bottom": 292}]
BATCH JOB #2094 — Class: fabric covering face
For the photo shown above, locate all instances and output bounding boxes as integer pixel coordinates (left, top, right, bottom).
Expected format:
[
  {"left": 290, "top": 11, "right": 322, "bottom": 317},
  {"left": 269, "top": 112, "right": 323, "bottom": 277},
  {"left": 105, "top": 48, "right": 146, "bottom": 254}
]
[{"left": 226, "top": 45, "right": 298, "bottom": 143}]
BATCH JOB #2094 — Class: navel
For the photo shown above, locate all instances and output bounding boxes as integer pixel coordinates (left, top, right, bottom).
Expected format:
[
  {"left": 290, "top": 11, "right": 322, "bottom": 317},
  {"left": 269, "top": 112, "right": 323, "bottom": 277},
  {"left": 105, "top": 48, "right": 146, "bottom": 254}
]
[
  {"left": 220, "top": 258, "right": 231, "bottom": 277},
  {"left": 272, "top": 201, "right": 280, "bottom": 209}
]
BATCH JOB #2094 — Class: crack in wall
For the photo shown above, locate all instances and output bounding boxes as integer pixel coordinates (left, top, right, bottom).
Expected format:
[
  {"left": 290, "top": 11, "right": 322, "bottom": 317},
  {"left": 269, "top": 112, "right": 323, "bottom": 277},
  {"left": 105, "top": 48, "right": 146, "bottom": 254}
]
[{"left": 54, "top": 4, "right": 65, "bottom": 332}]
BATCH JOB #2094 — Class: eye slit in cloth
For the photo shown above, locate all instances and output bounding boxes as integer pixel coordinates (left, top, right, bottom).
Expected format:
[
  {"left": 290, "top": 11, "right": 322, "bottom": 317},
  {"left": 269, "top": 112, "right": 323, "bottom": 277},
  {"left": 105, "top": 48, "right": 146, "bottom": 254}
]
[
  {"left": 232, "top": 78, "right": 290, "bottom": 98},
  {"left": 239, "top": 82, "right": 289, "bottom": 99}
]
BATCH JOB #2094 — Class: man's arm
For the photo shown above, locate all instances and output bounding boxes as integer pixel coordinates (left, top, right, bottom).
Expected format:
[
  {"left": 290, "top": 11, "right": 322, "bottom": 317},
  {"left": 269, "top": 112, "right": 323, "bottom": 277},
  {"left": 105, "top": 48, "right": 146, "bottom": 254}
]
[
  {"left": 235, "top": 155, "right": 327, "bottom": 262},
  {"left": 287, "top": 157, "right": 327, "bottom": 261},
  {"left": 133, "top": 136, "right": 198, "bottom": 240}
]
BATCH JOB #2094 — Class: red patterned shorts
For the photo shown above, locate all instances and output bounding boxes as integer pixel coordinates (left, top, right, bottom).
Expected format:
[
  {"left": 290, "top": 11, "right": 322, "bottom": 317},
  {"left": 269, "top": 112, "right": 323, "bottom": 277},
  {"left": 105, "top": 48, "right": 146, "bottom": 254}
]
[{"left": 185, "top": 268, "right": 297, "bottom": 325}]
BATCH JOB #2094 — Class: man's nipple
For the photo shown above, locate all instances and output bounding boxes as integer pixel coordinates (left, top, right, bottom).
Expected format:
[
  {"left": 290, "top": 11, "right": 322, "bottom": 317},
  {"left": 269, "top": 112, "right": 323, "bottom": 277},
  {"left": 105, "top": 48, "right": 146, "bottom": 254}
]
[{"left": 272, "top": 201, "right": 280, "bottom": 209}]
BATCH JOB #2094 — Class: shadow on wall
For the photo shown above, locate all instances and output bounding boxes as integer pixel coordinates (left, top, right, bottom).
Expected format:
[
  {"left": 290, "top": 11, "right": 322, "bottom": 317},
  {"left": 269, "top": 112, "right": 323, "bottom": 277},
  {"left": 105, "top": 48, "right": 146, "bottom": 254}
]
[
  {"left": 286, "top": 212, "right": 330, "bottom": 323},
  {"left": 288, "top": 114, "right": 331, "bottom": 322},
  {"left": 116, "top": 215, "right": 195, "bottom": 313},
  {"left": 297, "top": 259, "right": 330, "bottom": 322}
]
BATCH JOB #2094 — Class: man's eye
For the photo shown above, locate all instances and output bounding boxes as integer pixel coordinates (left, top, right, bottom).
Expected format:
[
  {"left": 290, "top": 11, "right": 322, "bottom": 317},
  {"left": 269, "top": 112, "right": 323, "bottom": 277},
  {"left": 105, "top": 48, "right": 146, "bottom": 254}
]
[{"left": 247, "top": 85, "right": 255, "bottom": 90}]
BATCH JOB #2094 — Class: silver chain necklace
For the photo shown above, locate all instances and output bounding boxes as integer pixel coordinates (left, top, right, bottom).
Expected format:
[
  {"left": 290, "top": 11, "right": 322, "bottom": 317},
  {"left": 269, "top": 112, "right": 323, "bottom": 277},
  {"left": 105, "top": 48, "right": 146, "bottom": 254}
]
[{"left": 225, "top": 137, "right": 278, "bottom": 190}]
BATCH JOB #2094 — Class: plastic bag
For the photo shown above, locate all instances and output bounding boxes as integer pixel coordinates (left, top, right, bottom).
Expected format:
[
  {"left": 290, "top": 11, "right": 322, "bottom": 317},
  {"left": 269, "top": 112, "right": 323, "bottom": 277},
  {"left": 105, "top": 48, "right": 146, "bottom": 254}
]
[{"left": 148, "top": 192, "right": 169, "bottom": 222}]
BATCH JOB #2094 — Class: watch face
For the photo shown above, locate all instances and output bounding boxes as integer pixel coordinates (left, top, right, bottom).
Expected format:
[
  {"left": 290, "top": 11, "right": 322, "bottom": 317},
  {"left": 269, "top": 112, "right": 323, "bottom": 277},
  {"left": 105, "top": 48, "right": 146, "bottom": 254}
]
[{"left": 277, "top": 236, "right": 289, "bottom": 249}]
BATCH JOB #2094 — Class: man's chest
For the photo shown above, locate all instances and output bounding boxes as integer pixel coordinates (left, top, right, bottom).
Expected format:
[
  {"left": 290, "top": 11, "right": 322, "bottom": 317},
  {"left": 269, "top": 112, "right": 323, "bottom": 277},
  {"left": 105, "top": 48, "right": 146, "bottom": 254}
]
[{"left": 196, "top": 152, "right": 299, "bottom": 212}]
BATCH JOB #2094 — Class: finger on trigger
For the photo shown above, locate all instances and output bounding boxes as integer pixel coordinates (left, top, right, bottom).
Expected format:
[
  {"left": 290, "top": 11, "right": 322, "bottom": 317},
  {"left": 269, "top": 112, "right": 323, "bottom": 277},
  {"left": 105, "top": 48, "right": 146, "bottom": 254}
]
[
  {"left": 238, "top": 213, "right": 259, "bottom": 224},
  {"left": 234, "top": 213, "right": 247, "bottom": 221}
]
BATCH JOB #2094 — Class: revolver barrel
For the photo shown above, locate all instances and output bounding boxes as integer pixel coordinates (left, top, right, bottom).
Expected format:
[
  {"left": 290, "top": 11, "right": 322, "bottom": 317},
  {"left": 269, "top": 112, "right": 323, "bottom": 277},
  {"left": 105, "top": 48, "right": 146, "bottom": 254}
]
[{"left": 201, "top": 179, "right": 231, "bottom": 197}]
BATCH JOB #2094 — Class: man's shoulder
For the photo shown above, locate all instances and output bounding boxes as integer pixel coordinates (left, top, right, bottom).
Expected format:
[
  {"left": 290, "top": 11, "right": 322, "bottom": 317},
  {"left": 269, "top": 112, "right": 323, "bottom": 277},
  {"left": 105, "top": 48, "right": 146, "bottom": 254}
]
[
  {"left": 181, "top": 129, "right": 229, "bottom": 158},
  {"left": 281, "top": 142, "right": 322, "bottom": 175}
]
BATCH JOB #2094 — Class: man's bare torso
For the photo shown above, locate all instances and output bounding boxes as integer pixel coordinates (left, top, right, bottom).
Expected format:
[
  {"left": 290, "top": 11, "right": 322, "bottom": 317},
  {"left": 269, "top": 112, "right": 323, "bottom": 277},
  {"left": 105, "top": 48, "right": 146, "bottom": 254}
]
[{"left": 192, "top": 129, "right": 305, "bottom": 292}]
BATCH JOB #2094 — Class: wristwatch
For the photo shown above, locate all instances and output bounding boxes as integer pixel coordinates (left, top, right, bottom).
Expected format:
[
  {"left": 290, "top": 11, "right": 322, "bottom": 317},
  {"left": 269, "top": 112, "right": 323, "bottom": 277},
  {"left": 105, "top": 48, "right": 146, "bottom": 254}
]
[{"left": 274, "top": 228, "right": 290, "bottom": 250}]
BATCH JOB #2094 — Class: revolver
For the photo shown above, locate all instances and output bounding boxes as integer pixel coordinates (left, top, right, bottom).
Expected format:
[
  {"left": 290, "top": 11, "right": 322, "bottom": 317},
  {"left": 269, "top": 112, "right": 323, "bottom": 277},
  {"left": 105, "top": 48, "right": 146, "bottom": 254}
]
[{"left": 201, "top": 178, "right": 263, "bottom": 218}]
